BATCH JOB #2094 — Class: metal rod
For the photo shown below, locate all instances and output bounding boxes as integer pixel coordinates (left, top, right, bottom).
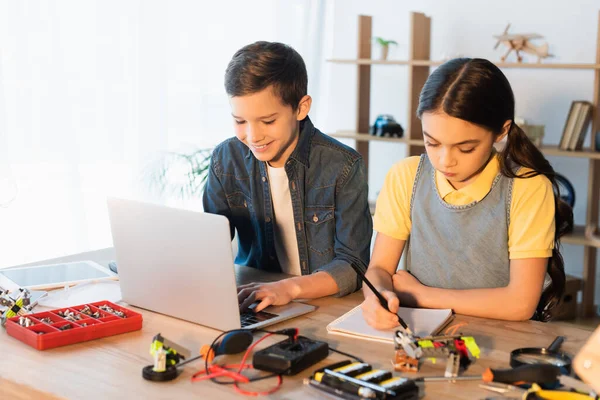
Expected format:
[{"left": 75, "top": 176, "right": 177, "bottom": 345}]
[
  {"left": 547, "top": 336, "right": 565, "bottom": 352},
  {"left": 416, "top": 375, "right": 482, "bottom": 382}
]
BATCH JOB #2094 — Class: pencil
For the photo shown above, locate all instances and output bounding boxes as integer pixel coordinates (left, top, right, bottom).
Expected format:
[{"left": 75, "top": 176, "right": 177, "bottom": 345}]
[{"left": 348, "top": 264, "right": 413, "bottom": 335}]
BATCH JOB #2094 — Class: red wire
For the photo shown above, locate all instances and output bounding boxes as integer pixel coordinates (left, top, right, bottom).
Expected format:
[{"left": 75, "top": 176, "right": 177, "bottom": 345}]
[
  {"left": 233, "top": 374, "right": 283, "bottom": 396},
  {"left": 236, "top": 333, "right": 273, "bottom": 374},
  {"left": 233, "top": 332, "right": 283, "bottom": 396},
  {"left": 191, "top": 332, "right": 283, "bottom": 396}
]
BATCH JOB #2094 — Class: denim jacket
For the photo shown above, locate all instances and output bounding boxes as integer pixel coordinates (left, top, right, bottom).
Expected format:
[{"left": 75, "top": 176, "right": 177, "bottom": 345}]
[{"left": 202, "top": 117, "right": 372, "bottom": 296}]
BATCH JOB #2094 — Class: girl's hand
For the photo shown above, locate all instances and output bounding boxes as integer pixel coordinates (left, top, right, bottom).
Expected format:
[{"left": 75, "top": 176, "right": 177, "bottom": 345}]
[
  {"left": 360, "top": 290, "right": 401, "bottom": 330},
  {"left": 392, "top": 270, "right": 424, "bottom": 307},
  {"left": 237, "top": 279, "right": 301, "bottom": 313}
]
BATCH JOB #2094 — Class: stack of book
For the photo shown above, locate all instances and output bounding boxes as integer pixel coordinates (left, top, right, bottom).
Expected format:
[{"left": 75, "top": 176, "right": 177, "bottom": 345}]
[{"left": 559, "top": 101, "right": 593, "bottom": 151}]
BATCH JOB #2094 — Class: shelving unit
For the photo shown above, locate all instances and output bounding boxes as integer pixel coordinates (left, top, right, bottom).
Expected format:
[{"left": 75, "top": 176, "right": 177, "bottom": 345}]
[{"left": 328, "top": 11, "right": 600, "bottom": 317}]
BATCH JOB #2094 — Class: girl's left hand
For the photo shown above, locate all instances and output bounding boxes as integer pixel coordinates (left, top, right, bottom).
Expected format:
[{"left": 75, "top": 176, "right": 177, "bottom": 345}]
[{"left": 392, "top": 270, "right": 424, "bottom": 308}]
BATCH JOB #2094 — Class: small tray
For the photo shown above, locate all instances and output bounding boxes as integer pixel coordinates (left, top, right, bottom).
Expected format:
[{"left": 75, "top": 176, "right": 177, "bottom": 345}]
[{"left": 5, "top": 300, "right": 142, "bottom": 350}]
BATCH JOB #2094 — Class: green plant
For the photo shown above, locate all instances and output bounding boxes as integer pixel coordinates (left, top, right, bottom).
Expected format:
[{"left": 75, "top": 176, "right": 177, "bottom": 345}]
[
  {"left": 374, "top": 37, "right": 398, "bottom": 47},
  {"left": 145, "top": 148, "right": 212, "bottom": 199}
]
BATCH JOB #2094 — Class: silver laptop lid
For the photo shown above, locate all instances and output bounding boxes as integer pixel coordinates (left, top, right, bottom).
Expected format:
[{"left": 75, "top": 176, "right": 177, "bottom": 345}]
[{"left": 106, "top": 198, "right": 242, "bottom": 331}]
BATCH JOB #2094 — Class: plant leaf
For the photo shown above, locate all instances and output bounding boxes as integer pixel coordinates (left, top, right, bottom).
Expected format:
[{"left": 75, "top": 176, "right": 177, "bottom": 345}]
[{"left": 143, "top": 147, "right": 213, "bottom": 200}]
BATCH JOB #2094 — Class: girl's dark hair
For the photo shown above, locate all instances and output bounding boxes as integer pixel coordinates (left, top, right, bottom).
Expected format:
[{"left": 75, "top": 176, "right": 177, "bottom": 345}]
[
  {"left": 417, "top": 58, "right": 574, "bottom": 321},
  {"left": 224, "top": 41, "right": 307, "bottom": 110}
]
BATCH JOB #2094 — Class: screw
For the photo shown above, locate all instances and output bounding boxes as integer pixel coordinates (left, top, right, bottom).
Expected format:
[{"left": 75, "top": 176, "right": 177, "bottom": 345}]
[
  {"left": 41, "top": 317, "right": 54, "bottom": 324},
  {"left": 18, "top": 316, "right": 34, "bottom": 327},
  {"left": 98, "top": 304, "right": 126, "bottom": 318},
  {"left": 58, "top": 324, "right": 73, "bottom": 331},
  {"left": 80, "top": 306, "right": 93, "bottom": 316}
]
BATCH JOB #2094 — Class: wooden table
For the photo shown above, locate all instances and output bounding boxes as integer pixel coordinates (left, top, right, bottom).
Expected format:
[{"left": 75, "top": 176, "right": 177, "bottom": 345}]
[{"left": 0, "top": 252, "right": 593, "bottom": 399}]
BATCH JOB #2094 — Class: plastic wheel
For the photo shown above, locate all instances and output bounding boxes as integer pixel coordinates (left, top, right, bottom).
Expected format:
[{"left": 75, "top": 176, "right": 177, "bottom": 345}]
[{"left": 142, "top": 365, "right": 180, "bottom": 382}]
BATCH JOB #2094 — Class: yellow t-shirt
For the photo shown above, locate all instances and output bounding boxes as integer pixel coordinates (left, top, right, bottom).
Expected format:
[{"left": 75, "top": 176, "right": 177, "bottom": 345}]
[{"left": 374, "top": 155, "right": 555, "bottom": 259}]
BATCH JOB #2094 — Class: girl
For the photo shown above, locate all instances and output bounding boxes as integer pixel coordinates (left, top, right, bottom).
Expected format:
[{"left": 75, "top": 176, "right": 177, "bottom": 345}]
[{"left": 361, "top": 58, "right": 573, "bottom": 328}]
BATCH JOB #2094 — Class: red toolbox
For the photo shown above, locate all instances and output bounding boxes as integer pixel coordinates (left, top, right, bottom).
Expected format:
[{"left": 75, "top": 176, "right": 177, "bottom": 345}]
[{"left": 5, "top": 300, "right": 143, "bottom": 350}]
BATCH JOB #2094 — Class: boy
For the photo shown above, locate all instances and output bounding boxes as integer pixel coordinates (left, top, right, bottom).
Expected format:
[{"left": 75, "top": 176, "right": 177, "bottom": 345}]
[{"left": 203, "top": 41, "right": 372, "bottom": 313}]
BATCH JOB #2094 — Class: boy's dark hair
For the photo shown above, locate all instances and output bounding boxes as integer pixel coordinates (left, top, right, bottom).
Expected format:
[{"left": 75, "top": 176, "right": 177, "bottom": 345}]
[
  {"left": 417, "top": 58, "right": 574, "bottom": 322},
  {"left": 224, "top": 41, "right": 308, "bottom": 111}
]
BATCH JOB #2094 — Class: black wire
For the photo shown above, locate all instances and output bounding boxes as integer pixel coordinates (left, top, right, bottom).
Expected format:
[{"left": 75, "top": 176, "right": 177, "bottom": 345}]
[
  {"left": 204, "top": 329, "right": 232, "bottom": 378},
  {"left": 329, "top": 347, "right": 364, "bottom": 363}
]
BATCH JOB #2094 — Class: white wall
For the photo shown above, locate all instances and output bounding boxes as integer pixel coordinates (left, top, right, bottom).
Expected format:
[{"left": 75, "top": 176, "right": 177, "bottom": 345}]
[
  {"left": 317, "top": 0, "right": 600, "bottom": 309},
  {"left": 0, "top": 0, "right": 330, "bottom": 268}
]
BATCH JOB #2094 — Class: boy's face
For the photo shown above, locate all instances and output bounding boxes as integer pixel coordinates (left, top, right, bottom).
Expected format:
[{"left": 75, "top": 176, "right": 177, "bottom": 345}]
[
  {"left": 229, "top": 86, "right": 311, "bottom": 168},
  {"left": 421, "top": 111, "right": 509, "bottom": 189}
]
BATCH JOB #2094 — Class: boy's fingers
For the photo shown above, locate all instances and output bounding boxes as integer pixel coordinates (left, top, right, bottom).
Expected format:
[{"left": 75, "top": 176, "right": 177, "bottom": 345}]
[
  {"left": 238, "top": 287, "right": 254, "bottom": 303},
  {"left": 239, "top": 291, "right": 258, "bottom": 312},
  {"left": 237, "top": 282, "right": 259, "bottom": 291},
  {"left": 255, "top": 296, "right": 274, "bottom": 313}
]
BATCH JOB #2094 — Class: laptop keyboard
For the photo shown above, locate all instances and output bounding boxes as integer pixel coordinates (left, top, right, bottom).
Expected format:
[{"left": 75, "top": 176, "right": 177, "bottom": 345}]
[{"left": 240, "top": 310, "right": 278, "bottom": 327}]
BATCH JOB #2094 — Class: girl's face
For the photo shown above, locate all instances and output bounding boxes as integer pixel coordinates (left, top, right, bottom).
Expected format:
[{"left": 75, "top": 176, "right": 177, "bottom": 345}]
[{"left": 421, "top": 112, "right": 508, "bottom": 189}]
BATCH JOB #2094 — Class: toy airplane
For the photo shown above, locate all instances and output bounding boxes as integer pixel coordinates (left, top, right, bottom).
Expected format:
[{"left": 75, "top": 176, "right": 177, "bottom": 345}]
[{"left": 493, "top": 23, "right": 553, "bottom": 63}]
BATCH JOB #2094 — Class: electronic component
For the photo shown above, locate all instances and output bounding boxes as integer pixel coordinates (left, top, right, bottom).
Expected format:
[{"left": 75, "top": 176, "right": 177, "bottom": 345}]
[
  {"left": 392, "top": 330, "right": 479, "bottom": 375},
  {"left": 306, "top": 360, "right": 419, "bottom": 400},
  {"left": 1, "top": 287, "right": 34, "bottom": 326},
  {"left": 253, "top": 335, "right": 329, "bottom": 375},
  {"left": 142, "top": 333, "right": 191, "bottom": 381}
]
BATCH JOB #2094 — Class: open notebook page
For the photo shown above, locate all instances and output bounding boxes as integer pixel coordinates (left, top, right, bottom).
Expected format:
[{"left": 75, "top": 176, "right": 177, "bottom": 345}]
[{"left": 327, "top": 305, "right": 454, "bottom": 344}]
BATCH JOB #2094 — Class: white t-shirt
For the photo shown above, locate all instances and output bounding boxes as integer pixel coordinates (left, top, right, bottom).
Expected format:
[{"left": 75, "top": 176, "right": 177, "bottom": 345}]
[{"left": 266, "top": 164, "right": 301, "bottom": 276}]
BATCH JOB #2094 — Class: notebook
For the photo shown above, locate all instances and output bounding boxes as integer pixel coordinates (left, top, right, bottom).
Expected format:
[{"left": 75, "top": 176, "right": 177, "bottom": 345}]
[{"left": 326, "top": 305, "right": 454, "bottom": 344}]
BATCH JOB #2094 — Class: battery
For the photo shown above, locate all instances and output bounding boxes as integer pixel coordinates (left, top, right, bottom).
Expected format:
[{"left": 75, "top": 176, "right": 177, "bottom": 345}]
[
  {"left": 333, "top": 362, "right": 372, "bottom": 377},
  {"left": 380, "top": 376, "right": 413, "bottom": 391},
  {"left": 354, "top": 369, "right": 393, "bottom": 383}
]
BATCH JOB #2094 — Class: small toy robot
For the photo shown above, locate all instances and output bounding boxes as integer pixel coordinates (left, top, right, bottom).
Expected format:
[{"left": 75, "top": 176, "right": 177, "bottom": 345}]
[
  {"left": 370, "top": 115, "right": 404, "bottom": 138},
  {"left": 143, "top": 333, "right": 191, "bottom": 381},
  {"left": 393, "top": 330, "right": 480, "bottom": 378}
]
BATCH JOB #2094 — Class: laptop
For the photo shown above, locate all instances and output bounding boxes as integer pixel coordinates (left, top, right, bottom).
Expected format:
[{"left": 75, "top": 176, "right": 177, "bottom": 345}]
[{"left": 106, "top": 197, "right": 315, "bottom": 331}]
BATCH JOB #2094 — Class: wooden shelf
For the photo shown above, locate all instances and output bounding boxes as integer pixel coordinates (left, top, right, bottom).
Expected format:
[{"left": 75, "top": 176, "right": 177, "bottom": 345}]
[
  {"left": 540, "top": 145, "right": 600, "bottom": 159},
  {"left": 331, "top": 133, "right": 600, "bottom": 159},
  {"left": 327, "top": 58, "right": 410, "bottom": 65},
  {"left": 563, "top": 226, "right": 600, "bottom": 248},
  {"left": 338, "top": 12, "right": 600, "bottom": 318},
  {"left": 328, "top": 131, "right": 423, "bottom": 145},
  {"left": 328, "top": 58, "right": 600, "bottom": 70}
]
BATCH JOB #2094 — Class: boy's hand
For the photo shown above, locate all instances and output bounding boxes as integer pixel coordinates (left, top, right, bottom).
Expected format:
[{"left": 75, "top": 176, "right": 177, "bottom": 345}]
[
  {"left": 237, "top": 279, "right": 301, "bottom": 313},
  {"left": 360, "top": 290, "right": 400, "bottom": 330}
]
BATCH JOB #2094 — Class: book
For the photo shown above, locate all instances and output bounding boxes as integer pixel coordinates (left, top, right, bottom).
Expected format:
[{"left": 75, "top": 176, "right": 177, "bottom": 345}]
[
  {"left": 326, "top": 305, "right": 454, "bottom": 344},
  {"left": 570, "top": 102, "right": 593, "bottom": 151},
  {"left": 559, "top": 101, "right": 581, "bottom": 150}
]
